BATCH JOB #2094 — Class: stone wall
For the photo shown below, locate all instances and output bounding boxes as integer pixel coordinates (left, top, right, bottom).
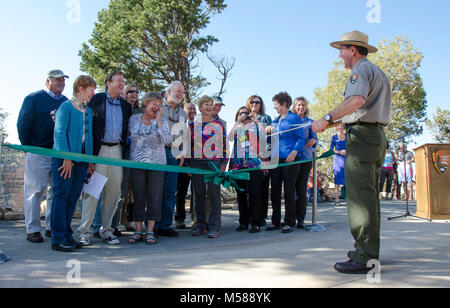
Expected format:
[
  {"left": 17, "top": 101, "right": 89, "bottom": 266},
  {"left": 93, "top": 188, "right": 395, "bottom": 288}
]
[{"left": 0, "top": 145, "right": 25, "bottom": 220}]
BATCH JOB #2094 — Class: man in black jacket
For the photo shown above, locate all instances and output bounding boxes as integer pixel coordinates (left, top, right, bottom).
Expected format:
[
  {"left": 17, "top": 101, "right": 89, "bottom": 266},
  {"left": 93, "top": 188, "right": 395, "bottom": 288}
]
[{"left": 76, "top": 71, "right": 132, "bottom": 246}]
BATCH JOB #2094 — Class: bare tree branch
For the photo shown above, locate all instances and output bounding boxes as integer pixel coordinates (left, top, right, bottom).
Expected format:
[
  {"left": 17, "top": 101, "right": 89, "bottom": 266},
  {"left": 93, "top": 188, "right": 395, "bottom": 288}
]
[{"left": 207, "top": 53, "right": 235, "bottom": 96}]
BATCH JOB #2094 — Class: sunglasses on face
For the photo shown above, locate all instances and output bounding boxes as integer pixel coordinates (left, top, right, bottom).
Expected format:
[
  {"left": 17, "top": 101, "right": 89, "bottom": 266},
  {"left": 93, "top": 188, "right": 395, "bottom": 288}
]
[
  {"left": 239, "top": 111, "right": 250, "bottom": 115},
  {"left": 250, "top": 101, "right": 261, "bottom": 105},
  {"left": 127, "top": 90, "right": 139, "bottom": 94}
]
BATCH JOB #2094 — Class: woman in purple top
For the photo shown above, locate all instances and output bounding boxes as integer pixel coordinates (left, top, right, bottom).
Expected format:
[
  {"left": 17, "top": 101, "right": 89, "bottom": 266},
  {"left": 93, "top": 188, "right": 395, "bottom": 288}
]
[
  {"left": 330, "top": 124, "right": 347, "bottom": 206},
  {"left": 230, "top": 106, "right": 266, "bottom": 233}
]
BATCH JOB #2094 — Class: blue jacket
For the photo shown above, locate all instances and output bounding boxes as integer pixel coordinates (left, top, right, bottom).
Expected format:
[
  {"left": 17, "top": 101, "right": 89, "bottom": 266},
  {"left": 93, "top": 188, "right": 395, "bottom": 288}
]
[
  {"left": 272, "top": 111, "right": 306, "bottom": 159},
  {"left": 17, "top": 90, "right": 67, "bottom": 148},
  {"left": 53, "top": 101, "right": 93, "bottom": 156},
  {"left": 298, "top": 117, "right": 318, "bottom": 160}
]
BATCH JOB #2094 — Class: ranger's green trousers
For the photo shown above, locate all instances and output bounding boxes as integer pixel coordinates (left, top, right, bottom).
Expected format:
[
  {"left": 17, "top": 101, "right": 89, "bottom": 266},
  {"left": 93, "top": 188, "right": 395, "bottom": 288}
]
[{"left": 345, "top": 123, "right": 387, "bottom": 265}]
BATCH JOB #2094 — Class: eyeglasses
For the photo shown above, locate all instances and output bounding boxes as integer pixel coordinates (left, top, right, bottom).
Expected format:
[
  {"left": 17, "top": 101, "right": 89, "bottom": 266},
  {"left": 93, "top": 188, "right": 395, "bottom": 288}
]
[
  {"left": 250, "top": 101, "right": 261, "bottom": 105},
  {"left": 239, "top": 111, "right": 250, "bottom": 115},
  {"left": 127, "top": 90, "right": 139, "bottom": 94}
]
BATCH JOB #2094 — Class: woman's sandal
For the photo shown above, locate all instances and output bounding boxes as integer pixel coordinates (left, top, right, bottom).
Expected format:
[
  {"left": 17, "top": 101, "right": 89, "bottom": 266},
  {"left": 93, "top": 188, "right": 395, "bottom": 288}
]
[
  {"left": 128, "top": 232, "right": 143, "bottom": 244},
  {"left": 145, "top": 231, "right": 157, "bottom": 245}
]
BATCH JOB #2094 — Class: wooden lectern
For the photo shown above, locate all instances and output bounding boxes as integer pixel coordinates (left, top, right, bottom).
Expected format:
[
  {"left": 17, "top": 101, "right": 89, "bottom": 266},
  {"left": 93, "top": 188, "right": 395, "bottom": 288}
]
[{"left": 414, "top": 144, "right": 450, "bottom": 220}]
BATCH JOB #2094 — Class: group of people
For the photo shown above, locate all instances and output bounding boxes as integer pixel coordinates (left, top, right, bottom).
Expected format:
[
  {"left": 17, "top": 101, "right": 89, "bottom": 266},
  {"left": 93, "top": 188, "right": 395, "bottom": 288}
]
[
  {"left": 18, "top": 30, "right": 393, "bottom": 275},
  {"left": 329, "top": 126, "right": 417, "bottom": 205},
  {"left": 17, "top": 68, "right": 322, "bottom": 251},
  {"left": 379, "top": 142, "right": 416, "bottom": 201}
]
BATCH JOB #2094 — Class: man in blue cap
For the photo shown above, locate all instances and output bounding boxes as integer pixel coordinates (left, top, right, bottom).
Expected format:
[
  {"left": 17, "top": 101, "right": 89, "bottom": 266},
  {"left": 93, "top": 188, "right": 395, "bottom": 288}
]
[{"left": 17, "top": 69, "right": 69, "bottom": 243}]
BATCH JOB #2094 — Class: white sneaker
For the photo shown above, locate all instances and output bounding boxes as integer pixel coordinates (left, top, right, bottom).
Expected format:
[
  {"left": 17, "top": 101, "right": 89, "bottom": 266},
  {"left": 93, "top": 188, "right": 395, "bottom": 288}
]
[
  {"left": 79, "top": 235, "right": 91, "bottom": 246},
  {"left": 101, "top": 232, "right": 120, "bottom": 245}
]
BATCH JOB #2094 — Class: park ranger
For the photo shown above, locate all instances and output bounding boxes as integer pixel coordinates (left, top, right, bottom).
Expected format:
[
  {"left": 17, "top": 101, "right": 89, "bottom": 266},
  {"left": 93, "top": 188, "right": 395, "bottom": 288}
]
[{"left": 312, "top": 30, "right": 392, "bottom": 274}]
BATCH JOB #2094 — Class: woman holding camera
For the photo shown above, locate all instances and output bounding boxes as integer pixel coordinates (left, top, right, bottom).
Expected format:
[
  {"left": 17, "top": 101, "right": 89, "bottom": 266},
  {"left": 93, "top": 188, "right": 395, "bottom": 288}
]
[{"left": 230, "top": 106, "right": 266, "bottom": 233}]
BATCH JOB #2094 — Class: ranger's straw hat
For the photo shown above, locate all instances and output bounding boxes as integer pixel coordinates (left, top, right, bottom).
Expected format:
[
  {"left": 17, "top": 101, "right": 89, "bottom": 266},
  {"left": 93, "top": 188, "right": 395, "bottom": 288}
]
[{"left": 330, "top": 30, "right": 378, "bottom": 53}]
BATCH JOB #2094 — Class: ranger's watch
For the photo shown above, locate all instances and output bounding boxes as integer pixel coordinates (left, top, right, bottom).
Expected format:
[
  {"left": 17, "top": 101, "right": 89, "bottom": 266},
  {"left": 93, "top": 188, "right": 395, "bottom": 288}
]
[{"left": 324, "top": 113, "right": 333, "bottom": 124}]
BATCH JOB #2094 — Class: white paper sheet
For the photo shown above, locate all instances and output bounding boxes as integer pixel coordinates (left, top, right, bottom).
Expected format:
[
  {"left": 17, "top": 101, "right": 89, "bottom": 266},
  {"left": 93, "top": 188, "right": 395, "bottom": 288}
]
[{"left": 82, "top": 172, "right": 108, "bottom": 199}]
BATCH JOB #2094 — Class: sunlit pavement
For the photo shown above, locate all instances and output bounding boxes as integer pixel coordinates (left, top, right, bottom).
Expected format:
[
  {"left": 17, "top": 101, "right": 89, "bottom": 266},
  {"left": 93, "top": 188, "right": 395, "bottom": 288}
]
[{"left": 0, "top": 200, "right": 449, "bottom": 288}]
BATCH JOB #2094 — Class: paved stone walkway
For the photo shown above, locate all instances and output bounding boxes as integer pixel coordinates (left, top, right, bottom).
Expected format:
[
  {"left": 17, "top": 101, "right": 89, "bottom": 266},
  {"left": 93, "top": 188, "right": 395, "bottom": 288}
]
[{"left": 0, "top": 200, "right": 449, "bottom": 288}]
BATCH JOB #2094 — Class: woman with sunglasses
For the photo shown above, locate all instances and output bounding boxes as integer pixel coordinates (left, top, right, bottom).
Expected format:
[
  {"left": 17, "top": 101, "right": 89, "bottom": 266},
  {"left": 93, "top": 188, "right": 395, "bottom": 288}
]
[
  {"left": 230, "top": 106, "right": 266, "bottom": 233},
  {"left": 113, "top": 84, "right": 141, "bottom": 234},
  {"left": 125, "top": 84, "right": 141, "bottom": 114},
  {"left": 246, "top": 95, "right": 272, "bottom": 224},
  {"left": 127, "top": 92, "right": 171, "bottom": 245},
  {"left": 50, "top": 75, "right": 96, "bottom": 252}
]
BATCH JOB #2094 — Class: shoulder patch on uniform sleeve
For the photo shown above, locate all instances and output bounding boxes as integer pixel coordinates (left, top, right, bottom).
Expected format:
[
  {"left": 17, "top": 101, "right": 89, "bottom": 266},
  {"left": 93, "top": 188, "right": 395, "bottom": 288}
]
[{"left": 350, "top": 74, "right": 359, "bottom": 84}]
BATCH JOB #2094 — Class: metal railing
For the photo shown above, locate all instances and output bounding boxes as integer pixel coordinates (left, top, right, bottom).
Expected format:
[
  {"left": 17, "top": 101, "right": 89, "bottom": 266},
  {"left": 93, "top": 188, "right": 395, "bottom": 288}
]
[{"left": 304, "top": 150, "right": 326, "bottom": 232}]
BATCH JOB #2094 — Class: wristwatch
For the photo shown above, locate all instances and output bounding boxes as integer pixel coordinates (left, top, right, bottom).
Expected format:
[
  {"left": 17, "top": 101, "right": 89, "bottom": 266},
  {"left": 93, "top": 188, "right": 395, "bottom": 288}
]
[{"left": 324, "top": 113, "right": 333, "bottom": 124}]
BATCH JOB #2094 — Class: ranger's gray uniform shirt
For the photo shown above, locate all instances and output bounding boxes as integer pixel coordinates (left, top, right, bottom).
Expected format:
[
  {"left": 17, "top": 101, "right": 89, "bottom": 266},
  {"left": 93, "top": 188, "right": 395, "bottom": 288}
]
[{"left": 342, "top": 58, "right": 392, "bottom": 125}]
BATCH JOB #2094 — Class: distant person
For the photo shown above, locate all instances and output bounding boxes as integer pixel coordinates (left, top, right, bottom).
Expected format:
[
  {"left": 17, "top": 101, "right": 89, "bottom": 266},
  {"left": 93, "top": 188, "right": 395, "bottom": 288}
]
[
  {"left": 247, "top": 95, "right": 272, "bottom": 224},
  {"left": 175, "top": 102, "right": 197, "bottom": 229},
  {"left": 292, "top": 97, "right": 318, "bottom": 228},
  {"left": 76, "top": 71, "right": 132, "bottom": 246},
  {"left": 398, "top": 142, "right": 415, "bottom": 201},
  {"left": 50, "top": 75, "right": 96, "bottom": 252},
  {"left": 330, "top": 124, "right": 347, "bottom": 206},
  {"left": 211, "top": 95, "right": 226, "bottom": 129},
  {"left": 157, "top": 81, "right": 187, "bottom": 237},
  {"left": 379, "top": 143, "right": 397, "bottom": 200},
  {"left": 125, "top": 84, "right": 141, "bottom": 114},
  {"left": 17, "top": 69, "right": 69, "bottom": 243},
  {"left": 127, "top": 92, "right": 171, "bottom": 245},
  {"left": 113, "top": 83, "right": 142, "bottom": 233}
]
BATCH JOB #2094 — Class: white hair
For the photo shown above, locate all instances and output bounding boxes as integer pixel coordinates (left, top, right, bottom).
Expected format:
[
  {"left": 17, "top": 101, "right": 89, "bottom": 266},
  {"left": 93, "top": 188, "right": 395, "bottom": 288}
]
[{"left": 167, "top": 80, "right": 184, "bottom": 92}]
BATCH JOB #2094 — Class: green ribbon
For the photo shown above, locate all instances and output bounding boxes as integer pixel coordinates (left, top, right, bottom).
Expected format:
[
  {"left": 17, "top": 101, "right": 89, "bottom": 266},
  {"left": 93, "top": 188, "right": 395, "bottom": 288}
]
[
  {"left": 6, "top": 144, "right": 334, "bottom": 191},
  {"left": 6, "top": 144, "right": 215, "bottom": 176},
  {"left": 204, "top": 163, "right": 250, "bottom": 191}
]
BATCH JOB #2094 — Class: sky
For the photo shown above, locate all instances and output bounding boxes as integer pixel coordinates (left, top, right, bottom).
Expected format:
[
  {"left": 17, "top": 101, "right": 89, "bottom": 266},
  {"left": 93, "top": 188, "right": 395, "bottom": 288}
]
[{"left": 1, "top": 0, "right": 449, "bottom": 150}]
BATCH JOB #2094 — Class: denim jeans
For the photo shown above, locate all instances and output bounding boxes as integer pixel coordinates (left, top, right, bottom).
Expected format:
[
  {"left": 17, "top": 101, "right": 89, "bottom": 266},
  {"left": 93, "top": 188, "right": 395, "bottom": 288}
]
[
  {"left": 155, "top": 148, "right": 179, "bottom": 231},
  {"left": 50, "top": 159, "right": 87, "bottom": 245}
]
